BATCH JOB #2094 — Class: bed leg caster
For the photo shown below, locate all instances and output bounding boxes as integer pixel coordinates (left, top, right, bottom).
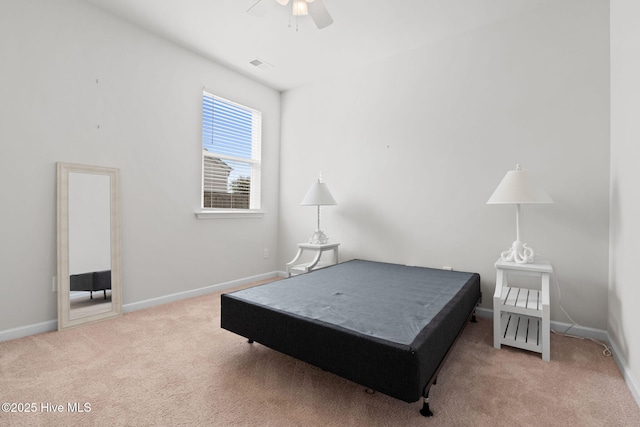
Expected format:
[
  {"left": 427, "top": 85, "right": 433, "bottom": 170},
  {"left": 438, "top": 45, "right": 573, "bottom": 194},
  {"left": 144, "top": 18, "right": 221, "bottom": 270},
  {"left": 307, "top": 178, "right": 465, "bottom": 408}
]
[
  {"left": 419, "top": 397, "right": 433, "bottom": 417},
  {"left": 247, "top": 339, "right": 254, "bottom": 344}
]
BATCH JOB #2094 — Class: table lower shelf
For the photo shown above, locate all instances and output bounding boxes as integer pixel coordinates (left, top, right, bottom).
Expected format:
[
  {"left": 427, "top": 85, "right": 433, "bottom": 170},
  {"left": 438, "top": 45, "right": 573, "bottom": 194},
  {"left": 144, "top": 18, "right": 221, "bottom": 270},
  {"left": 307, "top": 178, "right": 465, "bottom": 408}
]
[
  {"left": 288, "top": 261, "right": 334, "bottom": 275},
  {"left": 498, "top": 312, "right": 542, "bottom": 354}
]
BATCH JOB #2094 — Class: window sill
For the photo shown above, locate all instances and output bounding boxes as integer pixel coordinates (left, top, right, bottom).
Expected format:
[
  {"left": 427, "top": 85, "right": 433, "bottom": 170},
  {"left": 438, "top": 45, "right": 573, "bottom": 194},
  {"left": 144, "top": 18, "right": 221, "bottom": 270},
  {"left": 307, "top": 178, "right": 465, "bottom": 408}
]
[{"left": 195, "top": 210, "right": 265, "bottom": 219}]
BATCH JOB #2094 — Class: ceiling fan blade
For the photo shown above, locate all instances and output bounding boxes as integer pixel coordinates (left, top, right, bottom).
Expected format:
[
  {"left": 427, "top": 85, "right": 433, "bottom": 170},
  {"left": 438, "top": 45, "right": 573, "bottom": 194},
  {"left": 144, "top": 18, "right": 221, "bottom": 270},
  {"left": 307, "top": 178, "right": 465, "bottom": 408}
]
[
  {"left": 307, "top": 0, "right": 333, "bottom": 29},
  {"left": 246, "top": 0, "right": 265, "bottom": 16}
]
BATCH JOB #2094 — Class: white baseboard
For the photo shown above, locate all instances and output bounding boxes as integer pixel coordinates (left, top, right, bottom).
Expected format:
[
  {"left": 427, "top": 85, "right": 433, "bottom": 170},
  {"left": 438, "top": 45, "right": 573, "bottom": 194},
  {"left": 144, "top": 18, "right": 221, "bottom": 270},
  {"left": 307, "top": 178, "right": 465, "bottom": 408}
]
[
  {"left": 122, "top": 271, "right": 285, "bottom": 313},
  {"left": 0, "top": 271, "right": 286, "bottom": 343},
  {"left": 476, "top": 306, "right": 639, "bottom": 406},
  {"left": 0, "top": 320, "right": 58, "bottom": 343},
  {"left": 607, "top": 336, "right": 640, "bottom": 406}
]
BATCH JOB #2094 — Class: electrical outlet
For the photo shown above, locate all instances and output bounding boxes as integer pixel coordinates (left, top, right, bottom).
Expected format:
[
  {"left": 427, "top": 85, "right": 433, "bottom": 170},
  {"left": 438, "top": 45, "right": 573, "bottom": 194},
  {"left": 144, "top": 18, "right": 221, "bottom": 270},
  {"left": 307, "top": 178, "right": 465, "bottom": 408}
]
[
  {"left": 52, "top": 276, "right": 57, "bottom": 292},
  {"left": 442, "top": 266, "right": 453, "bottom": 271},
  {"left": 263, "top": 249, "right": 269, "bottom": 259}
]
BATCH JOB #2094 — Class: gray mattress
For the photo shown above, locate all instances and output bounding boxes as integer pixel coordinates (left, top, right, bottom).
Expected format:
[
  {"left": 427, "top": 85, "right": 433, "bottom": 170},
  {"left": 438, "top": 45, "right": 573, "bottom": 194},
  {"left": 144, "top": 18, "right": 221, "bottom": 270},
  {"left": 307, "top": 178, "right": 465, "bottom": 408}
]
[{"left": 221, "top": 259, "right": 481, "bottom": 403}]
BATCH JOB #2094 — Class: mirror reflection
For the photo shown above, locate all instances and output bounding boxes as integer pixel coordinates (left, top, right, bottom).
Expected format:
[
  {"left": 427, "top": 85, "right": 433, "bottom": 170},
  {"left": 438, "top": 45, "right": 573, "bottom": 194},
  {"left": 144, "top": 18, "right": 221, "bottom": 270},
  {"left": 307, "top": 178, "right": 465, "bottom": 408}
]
[
  {"left": 57, "top": 162, "right": 122, "bottom": 330},
  {"left": 68, "top": 172, "right": 112, "bottom": 320}
]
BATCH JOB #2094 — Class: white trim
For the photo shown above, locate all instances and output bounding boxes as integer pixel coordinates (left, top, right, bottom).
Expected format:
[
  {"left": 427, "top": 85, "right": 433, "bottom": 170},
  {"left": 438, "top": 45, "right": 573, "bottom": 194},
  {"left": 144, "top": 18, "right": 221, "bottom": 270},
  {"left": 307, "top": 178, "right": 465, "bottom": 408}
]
[
  {"left": 122, "top": 271, "right": 284, "bottom": 313},
  {"left": 0, "top": 320, "right": 58, "bottom": 342},
  {"left": 195, "top": 210, "right": 265, "bottom": 219},
  {"left": 607, "top": 335, "right": 640, "bottom": 406},
  {"left": 0, "top": 271, "right": 286, "bottom": 343}
]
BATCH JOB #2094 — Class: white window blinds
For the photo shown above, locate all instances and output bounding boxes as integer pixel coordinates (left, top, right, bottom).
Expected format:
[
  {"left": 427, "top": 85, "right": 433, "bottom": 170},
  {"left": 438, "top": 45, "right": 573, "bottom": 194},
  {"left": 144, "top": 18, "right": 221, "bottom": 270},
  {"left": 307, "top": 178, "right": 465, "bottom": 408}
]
[{"left": 202, "top": 92, "right": 262, "bottom": 210}]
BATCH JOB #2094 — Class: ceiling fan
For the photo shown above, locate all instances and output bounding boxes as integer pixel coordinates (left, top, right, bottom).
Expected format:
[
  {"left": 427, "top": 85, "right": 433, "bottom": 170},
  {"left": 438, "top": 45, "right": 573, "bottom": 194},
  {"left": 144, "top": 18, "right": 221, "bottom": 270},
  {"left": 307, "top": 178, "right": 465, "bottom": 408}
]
[{"left": 248, "top": 0, "right": 334, "bottom": 30}]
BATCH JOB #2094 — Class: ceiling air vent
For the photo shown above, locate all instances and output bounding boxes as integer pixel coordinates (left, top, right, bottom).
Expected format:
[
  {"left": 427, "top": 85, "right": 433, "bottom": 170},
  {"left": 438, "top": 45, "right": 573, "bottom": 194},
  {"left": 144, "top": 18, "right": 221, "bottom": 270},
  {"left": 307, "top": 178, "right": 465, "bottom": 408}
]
[{"left": 249, "top": 58, "right": 274, "bottom": 70}]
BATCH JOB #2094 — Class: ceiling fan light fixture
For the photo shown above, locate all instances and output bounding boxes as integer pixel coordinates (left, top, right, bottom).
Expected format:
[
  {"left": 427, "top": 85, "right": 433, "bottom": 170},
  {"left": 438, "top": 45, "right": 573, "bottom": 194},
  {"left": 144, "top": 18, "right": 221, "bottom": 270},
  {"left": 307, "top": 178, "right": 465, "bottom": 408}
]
[
  {"left": 262, "top": 0, "right": 333, "bottom": 30},
  {"left": 292, "top": 0, "right": 308, "bottom": 16}
]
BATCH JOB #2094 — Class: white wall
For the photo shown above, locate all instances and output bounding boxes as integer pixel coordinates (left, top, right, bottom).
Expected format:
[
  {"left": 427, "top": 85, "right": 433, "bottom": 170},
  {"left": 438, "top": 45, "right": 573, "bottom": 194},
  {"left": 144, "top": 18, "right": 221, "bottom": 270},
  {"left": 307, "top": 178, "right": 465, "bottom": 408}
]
[
  {"left": 610, "top": 0, "right": 640, "bottom": 401},
  {"left": 279, "top": 0, "right": 610, "bottom": 329},
  {"left": 0, "top": 0, "right": 281, "bottom": 331}
]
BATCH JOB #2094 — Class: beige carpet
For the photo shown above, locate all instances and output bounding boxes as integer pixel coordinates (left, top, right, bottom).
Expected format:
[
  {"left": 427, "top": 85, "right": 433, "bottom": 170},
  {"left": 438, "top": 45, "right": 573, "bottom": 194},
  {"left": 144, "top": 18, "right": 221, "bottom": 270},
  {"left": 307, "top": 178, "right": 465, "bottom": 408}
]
[{"left": 1, "top": 282, "right": 638, "bottom": 426}]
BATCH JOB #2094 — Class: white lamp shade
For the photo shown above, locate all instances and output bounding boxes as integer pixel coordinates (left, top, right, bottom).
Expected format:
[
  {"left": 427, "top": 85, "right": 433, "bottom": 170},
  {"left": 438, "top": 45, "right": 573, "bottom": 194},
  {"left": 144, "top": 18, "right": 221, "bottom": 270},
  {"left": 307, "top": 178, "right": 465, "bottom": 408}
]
[
  {"left": 301, "top": 180, "right": 337, "bottom": 206},
  {"left": 487, "top": 166, "right": 553, "bottom": 205}
]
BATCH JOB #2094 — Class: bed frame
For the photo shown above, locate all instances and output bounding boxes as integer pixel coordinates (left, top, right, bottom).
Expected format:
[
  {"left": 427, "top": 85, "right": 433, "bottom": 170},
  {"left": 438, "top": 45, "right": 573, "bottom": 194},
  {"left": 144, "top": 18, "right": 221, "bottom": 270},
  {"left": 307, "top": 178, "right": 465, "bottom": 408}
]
[{"left": 221, "top": 259, "right": 481, "bottom": 416}]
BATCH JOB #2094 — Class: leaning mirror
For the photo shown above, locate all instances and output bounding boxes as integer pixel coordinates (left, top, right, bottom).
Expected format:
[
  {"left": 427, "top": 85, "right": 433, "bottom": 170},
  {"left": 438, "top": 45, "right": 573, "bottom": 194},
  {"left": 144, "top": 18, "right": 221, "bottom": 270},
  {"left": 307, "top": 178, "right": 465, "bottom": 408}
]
[{"left": 57, "top": 162, "right": 122, "bottom": 330}]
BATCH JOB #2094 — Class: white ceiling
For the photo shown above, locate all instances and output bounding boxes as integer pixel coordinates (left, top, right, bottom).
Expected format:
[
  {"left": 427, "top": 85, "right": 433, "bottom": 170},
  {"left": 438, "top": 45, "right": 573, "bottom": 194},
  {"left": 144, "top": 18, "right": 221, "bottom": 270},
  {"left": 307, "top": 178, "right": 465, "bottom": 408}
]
[{"left": 82, "top": 0, "right": 554, "bottom": 92}]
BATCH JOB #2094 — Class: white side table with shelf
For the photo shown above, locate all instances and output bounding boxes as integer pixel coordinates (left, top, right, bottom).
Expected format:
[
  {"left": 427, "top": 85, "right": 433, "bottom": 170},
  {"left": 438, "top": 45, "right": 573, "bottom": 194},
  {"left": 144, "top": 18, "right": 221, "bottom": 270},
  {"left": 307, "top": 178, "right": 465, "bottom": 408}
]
[
  {"left": 493, "top": 258, "right": 553, "bottom": 361},
  {"left": 286, "top": 243, "right": 340, "bottom": 277}
]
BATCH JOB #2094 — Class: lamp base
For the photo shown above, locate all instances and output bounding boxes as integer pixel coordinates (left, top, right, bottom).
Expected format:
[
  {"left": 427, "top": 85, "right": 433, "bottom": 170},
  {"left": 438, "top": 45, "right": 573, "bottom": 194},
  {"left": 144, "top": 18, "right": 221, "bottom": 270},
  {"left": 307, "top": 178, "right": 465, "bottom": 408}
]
[
  {"left": 500, "top": 240, "right": 535, "bottom": 264},
  {"left": 308, "top": 230, "right": 329, "bottom": 245}
]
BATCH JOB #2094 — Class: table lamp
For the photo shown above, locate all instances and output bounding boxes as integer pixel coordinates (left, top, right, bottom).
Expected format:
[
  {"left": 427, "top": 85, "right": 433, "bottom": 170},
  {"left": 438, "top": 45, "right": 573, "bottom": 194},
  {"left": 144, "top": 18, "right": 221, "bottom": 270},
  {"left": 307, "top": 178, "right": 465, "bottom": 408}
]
[
  {"left": 487, "top": 164, "right": 553, "bottom": 264},
  {"left": 301, "top": 175, "right": 336, "bottom": 244}
]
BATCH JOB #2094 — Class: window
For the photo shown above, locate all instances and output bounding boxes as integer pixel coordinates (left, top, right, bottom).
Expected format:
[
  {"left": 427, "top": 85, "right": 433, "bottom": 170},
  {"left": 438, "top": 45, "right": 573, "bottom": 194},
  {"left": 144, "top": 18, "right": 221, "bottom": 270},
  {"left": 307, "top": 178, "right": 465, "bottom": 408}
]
[{"left": 201, "top": 92, "right": 262, "bottom": 212}]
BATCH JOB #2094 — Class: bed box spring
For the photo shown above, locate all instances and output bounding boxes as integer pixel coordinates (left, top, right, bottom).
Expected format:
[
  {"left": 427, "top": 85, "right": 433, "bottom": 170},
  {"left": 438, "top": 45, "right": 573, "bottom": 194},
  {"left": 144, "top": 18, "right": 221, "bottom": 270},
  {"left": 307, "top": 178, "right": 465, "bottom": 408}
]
[{"left": 221, "top": 259, "right": 481, "bottom": 403}]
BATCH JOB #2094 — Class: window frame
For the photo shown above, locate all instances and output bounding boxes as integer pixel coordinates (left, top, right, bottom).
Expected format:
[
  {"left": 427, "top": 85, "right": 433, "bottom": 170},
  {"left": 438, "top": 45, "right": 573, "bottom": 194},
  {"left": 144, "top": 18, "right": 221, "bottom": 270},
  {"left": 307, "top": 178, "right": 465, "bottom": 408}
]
[{"left": 197, "top": 91, "right": 264, "bottom": 219}]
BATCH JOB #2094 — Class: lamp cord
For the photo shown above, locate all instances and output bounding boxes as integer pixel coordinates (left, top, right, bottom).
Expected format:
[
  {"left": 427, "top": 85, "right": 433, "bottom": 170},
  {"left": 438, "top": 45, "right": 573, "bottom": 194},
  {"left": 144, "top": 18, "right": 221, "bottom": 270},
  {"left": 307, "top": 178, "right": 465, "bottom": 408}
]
[{"left": 548, "top": 263, "right": 611, "bottom": 357}]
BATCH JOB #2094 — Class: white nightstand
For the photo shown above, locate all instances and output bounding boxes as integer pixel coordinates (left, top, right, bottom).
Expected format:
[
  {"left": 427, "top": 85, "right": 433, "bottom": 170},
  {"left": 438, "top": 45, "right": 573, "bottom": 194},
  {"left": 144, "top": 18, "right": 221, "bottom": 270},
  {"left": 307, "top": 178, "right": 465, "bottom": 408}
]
[
  {"left": 286, "top": 243, "right": 340, "bottom": 277},
  {"left": 493, "top": 258, "right": 553, "bottom": 361}
]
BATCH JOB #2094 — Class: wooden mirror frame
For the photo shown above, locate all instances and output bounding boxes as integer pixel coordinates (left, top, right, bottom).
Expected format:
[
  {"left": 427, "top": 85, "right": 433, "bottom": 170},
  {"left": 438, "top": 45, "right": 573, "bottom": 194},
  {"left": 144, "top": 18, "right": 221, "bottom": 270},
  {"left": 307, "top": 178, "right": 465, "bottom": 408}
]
[{"left": 56, "top": 162, "right": 122, "bottom": 330}]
